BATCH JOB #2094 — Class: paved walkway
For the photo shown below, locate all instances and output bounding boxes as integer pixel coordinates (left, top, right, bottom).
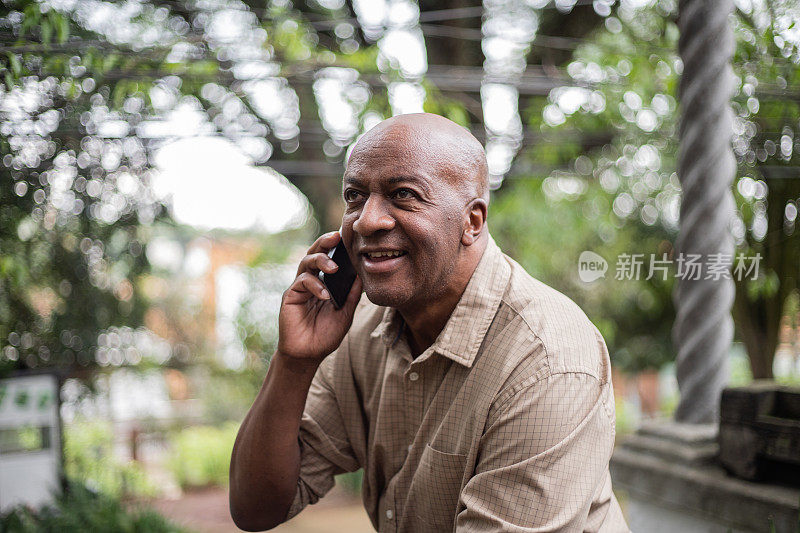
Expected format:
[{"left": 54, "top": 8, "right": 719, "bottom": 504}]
[{"left": 146, "top": 485, "right": 374, "bottom": 533}]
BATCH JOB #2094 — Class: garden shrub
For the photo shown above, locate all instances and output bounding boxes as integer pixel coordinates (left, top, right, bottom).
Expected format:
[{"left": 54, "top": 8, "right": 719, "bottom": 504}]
[
  {"left": 0, "top": 482, "right": 183, "bottom": 533},
  {"left": 64, "top": 420, "right": 156, "bottom": 499},
  {"left": 167, "top": 423, "right": 238, "bottom": 490}
]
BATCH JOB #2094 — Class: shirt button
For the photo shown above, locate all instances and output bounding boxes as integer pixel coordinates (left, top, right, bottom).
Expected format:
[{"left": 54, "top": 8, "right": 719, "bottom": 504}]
[
  {"left": 408, "top": 372, "right": 419, "bottom": 382},
  {"left": 407, "top": 444, "right": 413, "bottom": 453},
  {"left": 386, "top": 509, "right": 394, "bottom": 520}
]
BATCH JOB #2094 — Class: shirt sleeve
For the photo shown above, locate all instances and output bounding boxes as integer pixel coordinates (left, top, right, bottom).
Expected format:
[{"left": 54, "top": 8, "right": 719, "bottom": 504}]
[
  {"left": 285, "top": 346, "right": 361, "bottom": 521},
  {"left": 456, "top": 371, "right": 619, "bottom": 532}
]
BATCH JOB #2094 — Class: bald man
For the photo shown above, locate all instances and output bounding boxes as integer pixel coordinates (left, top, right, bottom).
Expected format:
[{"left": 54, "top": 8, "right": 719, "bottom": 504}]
[{"left": 230, "top": 114, "right": 629, "bottom": 532}]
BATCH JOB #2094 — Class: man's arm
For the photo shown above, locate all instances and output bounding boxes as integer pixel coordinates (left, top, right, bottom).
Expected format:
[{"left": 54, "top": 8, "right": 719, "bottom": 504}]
[
  {"left": 456, "top": 371, "right": 624, "bottom": 532},
  {"left": 229, "top": 353, "right": 321, "bottom": 531},
  {"left": 229, "top": 232, "right": 362, "bottom": 531}
]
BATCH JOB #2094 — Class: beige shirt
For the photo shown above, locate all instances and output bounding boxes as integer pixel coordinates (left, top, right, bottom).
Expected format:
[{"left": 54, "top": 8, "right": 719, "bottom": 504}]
[{"left": 286, "top": 237, "right": 629, "bottom": 532}]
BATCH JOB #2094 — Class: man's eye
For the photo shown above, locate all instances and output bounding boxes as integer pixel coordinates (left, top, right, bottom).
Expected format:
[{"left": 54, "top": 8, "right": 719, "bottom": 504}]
[
  {"left": 394, "top": 188, "right": 416, "bottom": 200},
  {"left": 344, "top": 189, "right": 362, "bottom": 202}
]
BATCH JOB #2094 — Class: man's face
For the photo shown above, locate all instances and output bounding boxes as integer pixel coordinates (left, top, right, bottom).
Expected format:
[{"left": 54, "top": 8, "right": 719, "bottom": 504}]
[{"left": 340, "top": 127, "right": 467, "bottom": 310}]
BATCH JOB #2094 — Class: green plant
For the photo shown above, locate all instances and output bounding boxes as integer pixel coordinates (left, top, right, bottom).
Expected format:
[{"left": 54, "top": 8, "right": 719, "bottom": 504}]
[
  {"left": 64, "top": 420, "right": 156, "bottom": 499},
  {"left": 167, "top": 423, "right": 239, "bottom": 490},
  {"left": 0, "top": 482, "right": 184, "bottom": 532}
]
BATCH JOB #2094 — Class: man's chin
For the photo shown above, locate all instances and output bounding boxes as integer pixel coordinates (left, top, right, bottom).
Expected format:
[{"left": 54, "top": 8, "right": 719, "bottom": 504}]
[{"left": 362, "top": 284, "right": 411, "bottom": 309}]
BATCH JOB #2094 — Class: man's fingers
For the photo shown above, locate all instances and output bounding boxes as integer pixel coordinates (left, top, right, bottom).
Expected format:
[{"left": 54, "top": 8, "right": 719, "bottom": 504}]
[
  {"left": 297, "top": 252, "right": 339, "bottom": 277},
  {"left": 306, "top": 231, "right": 341, "bottom": 255},
  {"left": 286, "top": 272, "right": 330, "bottom": 303}
]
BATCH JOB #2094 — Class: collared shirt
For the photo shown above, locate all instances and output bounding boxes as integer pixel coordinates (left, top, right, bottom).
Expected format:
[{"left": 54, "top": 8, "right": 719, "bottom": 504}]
[{"left": 286, "top": 237, "right": 629, "bottom": 532}]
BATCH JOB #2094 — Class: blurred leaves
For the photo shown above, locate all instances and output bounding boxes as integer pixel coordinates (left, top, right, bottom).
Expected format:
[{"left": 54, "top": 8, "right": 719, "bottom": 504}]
[
  {"left": 496, "top": 0, "right": 800, "bottom": 374},
  {"left": 495, "top": 3, "right": 681, "bottom": 372},
  {"left": 167, "top": 422, "right": 238, "bottom": 490},
  {"left": 64, "top": 419, "right": 157, "bottom": 499},
  {"left": 1, "top": 0, "right": 173, "bottom": 376},
  {"left": 4, "top": 0, "right": 796, "bottom": 381},
  {"left": 0, "top": 481, "right": 183, "bottom": 532},
  {"left": 0, "top": 0, "right": 383, "bottom": 377}
]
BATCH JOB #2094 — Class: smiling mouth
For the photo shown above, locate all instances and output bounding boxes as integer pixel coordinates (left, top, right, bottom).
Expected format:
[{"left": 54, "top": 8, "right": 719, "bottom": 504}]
[
  {"left": 363, "top": 250, "right": 406, "bottom": 260},
  {"left": 360, "top": 250, "right": 408, "bottom": 273}
]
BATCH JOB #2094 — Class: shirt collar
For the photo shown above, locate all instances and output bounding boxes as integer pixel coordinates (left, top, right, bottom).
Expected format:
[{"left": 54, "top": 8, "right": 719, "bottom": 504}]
[{"left": 370, "top": 236, "right": 511, "bottom": 368}]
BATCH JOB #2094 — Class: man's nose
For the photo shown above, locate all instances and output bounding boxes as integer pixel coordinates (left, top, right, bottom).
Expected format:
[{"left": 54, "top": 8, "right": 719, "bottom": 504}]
[{"left": 353, "top": 195, "right": 395, "bottom": 236}]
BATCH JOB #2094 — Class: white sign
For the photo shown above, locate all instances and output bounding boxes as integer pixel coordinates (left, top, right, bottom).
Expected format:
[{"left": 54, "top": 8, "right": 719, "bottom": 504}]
[{"left": 0, "top": 374, "right": 61, "bottom": 512}]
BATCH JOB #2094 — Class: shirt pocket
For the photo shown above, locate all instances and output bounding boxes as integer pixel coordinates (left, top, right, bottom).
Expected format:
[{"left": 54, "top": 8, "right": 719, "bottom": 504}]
[{"left": 412, "top": 443, "right": 467, "bottom": 531}]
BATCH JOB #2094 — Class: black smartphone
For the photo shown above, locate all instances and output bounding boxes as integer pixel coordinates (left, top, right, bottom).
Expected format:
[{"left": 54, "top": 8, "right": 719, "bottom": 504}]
[{"left": 319, "top": 241, "right": 357, "bottom": 309}]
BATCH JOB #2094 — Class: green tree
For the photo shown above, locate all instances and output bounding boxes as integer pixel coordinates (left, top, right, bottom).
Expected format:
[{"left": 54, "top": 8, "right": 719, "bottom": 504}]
[
  {"left": 1, "top": 0, "right": 172, "bottom": 375},
  {"left": 729, "top": 3, "right": 800, "bottom": 378},
  {"left": 1, "top": 0, "right": 386, "bottom": 376},
  {"left": 493, "top": 0, "right": 800, "bottom": 377}
]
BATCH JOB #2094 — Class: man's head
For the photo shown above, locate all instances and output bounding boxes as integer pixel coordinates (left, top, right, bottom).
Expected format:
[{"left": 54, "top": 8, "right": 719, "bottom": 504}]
[{"left": 340, "top": 113, "right": 489, "bottom": 311}]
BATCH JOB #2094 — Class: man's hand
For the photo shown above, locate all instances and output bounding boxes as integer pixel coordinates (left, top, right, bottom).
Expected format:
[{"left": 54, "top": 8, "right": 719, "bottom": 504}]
[{"left": 278, "top": 231, "right": 363, "bottom": 360}]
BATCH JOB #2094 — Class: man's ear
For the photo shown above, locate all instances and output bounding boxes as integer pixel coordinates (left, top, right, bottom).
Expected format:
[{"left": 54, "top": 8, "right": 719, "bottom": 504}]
[{"left": 461, "top": 198, "right": 488, "bottom": 246}]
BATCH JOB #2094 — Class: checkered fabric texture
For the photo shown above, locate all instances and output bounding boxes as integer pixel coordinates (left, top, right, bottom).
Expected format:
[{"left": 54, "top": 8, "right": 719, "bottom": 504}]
[{"left": 285, "top": 237, "right": 630, "bottom": 532}]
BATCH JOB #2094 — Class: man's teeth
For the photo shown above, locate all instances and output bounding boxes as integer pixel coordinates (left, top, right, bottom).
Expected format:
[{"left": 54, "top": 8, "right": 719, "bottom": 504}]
[{"left": 368, "top": 251, "right": 403, "bottom": 258}]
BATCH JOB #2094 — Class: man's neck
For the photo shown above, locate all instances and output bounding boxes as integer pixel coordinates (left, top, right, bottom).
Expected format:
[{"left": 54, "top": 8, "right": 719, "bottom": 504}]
[{"left": 398, "top": 239, "right": 487, "bottom": 357}]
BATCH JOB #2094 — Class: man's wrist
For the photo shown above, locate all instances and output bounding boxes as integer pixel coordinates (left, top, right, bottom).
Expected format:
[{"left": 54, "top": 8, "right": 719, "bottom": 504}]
[{"left": 272, "top": 350, "right": 324, "bottom": 376}]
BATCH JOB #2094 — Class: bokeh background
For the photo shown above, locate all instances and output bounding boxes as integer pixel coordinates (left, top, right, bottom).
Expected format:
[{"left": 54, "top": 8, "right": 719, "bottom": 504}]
[{"left": 1, "top": 0, "right": 799, "bottom": 530}]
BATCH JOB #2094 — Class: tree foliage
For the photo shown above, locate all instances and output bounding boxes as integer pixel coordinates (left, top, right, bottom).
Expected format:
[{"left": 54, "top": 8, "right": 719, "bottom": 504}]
[
  {"left": 493, "top": 0, "right": 800, "bottom": 375},
  {"left": 3, "top": 0, "right": 798, "bottom": 381},
  {"left": 0, "top": 0, "right": 384, "bottom": 376},
  {"left": 1, "top": 0, "right": 167, "bottom": 376}
]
